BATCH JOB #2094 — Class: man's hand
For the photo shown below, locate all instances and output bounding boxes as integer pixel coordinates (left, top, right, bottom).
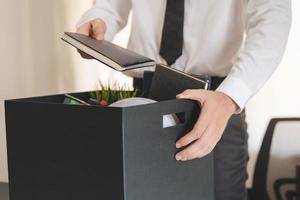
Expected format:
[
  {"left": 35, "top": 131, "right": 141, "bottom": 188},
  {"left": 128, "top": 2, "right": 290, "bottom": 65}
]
[
  {"left": 175, "top": 89, "right": 238, "bottom": 161},
  {"left": 76, "top": 18, "right": 107, "bottom": 58}
]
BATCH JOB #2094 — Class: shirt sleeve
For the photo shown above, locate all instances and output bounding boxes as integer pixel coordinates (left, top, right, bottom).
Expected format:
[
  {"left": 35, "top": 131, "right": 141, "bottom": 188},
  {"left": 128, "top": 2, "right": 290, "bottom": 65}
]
[
  {"left": 77, "top": 0, "right": 132, "bottom": 41},
  {"left": 216, "top": 0, "right": 292, "bottom": 111}
]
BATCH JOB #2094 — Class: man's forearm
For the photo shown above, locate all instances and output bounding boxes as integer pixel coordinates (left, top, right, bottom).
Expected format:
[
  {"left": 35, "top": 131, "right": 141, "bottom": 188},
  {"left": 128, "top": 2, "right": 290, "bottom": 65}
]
[{"left": 216, "top": 0, "right": 292, "bottom": 110}]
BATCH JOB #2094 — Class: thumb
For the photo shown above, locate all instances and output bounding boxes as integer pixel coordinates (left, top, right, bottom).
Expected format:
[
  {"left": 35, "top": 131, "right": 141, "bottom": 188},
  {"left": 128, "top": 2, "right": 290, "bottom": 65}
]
[
  {"left": 176, "top": 89, "right": 207, "bottom": 104},
  {"left": 91, "top": 19, "right": 106, "bottom": 40}
]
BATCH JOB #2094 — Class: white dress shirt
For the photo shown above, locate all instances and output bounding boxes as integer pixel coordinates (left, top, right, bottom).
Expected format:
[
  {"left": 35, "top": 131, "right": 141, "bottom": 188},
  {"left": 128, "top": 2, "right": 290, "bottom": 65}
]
[{"left": 77, "top": 0, "right": 291, "bottom": 109}]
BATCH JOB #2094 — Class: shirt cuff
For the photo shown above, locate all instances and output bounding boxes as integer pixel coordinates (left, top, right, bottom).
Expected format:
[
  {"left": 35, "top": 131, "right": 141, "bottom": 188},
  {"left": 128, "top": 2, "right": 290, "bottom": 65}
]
[
  {"left": 216, "top": 75, "right": 252, "bottom": 112},
  {"left": 76, "top": 9, "right": 118, "bottom": 41}
]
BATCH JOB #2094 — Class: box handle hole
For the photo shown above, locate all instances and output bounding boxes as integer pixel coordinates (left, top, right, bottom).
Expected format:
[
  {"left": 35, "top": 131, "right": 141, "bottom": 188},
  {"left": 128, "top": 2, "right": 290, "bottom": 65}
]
[{"left": 162, "top": 112, "right": 185, "bottom": 128}]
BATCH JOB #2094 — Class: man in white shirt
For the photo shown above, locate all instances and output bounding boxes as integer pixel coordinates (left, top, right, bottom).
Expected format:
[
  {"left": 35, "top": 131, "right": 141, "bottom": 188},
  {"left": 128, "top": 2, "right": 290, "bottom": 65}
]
[{"left": 76, "top": 0, "right": 291, "bottom": 199}]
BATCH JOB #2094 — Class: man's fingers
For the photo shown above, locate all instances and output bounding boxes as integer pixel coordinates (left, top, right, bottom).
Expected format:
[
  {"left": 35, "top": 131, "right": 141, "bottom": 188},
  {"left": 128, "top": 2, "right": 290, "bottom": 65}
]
[
  {"left": 176, "top": 126, "right": 217, "bottom": 161},
  {"left": 76, "top": 19, "right": 106, "bottom": 40},
  {"left": 75, "top": 19, "right": 106, "bottom": 58},
  {"left": 176, "top": 117, "right": 208, "bottom": 148},
  {"left": 175, "top": 90, "right": 235, "bottom": 162},
  {"left": 76, "top": 22, "right": 93, "bottom": 59},
  {"left": 175, "top": 130, "right": 198, "bottom": 149},
  {"left": 175, "top": 139, "right": 202, "bottom": 161},
  {"left": 176, "top": 136, "right": 209, "bottom": 161},
  {"left": 91, "top": 19, "right": 106, "bottom": 40},
  {"left": 176, "top": 103, "right": 211, "bottom": 148},
  {"left": 195, "top": 128, "right": 218, "bottom": 158},
  {"left": 176, "top": 89, "right": 207, "bottom": 104},
  {"left": 76, "top": 22, "right": 91, "bottom": 36}
]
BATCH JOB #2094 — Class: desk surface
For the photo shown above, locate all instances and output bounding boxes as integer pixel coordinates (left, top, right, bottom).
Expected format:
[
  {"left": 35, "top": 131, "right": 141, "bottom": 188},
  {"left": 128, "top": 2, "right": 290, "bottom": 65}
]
[{"left": 0, "top": 183, "right": 9, "bottom": 200}]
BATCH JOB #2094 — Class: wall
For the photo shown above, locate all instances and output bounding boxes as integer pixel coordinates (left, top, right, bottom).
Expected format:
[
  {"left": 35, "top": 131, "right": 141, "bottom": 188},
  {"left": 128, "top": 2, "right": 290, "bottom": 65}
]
[
  {"left": 246, "top": 1, "right": 300, "bottom": 187},
  {"left": 0, "top": 1, "right": 299, "bottom": 194},
  {"left": 0, "top": 0, "right": 131, "bottom": 182}
]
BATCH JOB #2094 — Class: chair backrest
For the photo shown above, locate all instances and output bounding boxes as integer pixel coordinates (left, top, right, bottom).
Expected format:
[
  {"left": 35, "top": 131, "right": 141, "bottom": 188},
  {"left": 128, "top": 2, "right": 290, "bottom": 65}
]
[
  {"left": 267, "top": 120, "right": 300, "bottom": 199},
  {"left": 252, "top": 118, "right": 300, "bottom": 200}
]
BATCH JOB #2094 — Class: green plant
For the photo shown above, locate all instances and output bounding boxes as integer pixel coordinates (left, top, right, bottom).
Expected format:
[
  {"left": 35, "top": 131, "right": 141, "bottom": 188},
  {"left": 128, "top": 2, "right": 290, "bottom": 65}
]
[{"left": 90, "top": 82, "right": 141, "bottom": 106}]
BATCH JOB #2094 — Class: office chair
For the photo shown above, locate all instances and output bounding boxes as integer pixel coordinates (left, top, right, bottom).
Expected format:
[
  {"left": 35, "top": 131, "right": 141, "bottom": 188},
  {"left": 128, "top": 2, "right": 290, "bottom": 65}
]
[{"left": 248, "top": 118, "right": 300, "bottom": 200}]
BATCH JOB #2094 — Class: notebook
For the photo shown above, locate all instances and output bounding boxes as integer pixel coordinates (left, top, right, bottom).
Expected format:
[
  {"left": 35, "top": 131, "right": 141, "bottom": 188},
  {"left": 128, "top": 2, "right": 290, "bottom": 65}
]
[
  {"left": 149, "top": 64, "right": 209, "bottom": 101},
  {"left": 61, "top": 32, "right": 156, "bottom": 71}
]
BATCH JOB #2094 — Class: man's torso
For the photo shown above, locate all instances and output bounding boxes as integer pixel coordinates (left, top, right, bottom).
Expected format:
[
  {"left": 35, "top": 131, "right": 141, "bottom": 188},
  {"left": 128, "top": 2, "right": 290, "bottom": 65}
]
[{"left": 126, "top": 0, "right": 248, "bottom": 77}]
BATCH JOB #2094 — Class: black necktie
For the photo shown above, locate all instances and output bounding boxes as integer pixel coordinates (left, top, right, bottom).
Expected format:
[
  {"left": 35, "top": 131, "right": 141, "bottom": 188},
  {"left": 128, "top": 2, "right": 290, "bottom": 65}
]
[{"left": 159, "top": 0, "right": 185, "bottom": 66}]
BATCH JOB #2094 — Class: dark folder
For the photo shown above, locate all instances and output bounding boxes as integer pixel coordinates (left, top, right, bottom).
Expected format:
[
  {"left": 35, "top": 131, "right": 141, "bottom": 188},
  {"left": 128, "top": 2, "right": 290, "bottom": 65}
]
[{"left": 149, "top": 64, "right": 209, "bottom": 101}]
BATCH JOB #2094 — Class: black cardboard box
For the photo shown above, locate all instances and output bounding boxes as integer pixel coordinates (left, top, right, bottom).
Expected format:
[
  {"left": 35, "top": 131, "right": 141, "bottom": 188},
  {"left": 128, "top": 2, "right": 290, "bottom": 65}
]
[{"left": 5, "top": 92, "right": 214, "bottom": 200}]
